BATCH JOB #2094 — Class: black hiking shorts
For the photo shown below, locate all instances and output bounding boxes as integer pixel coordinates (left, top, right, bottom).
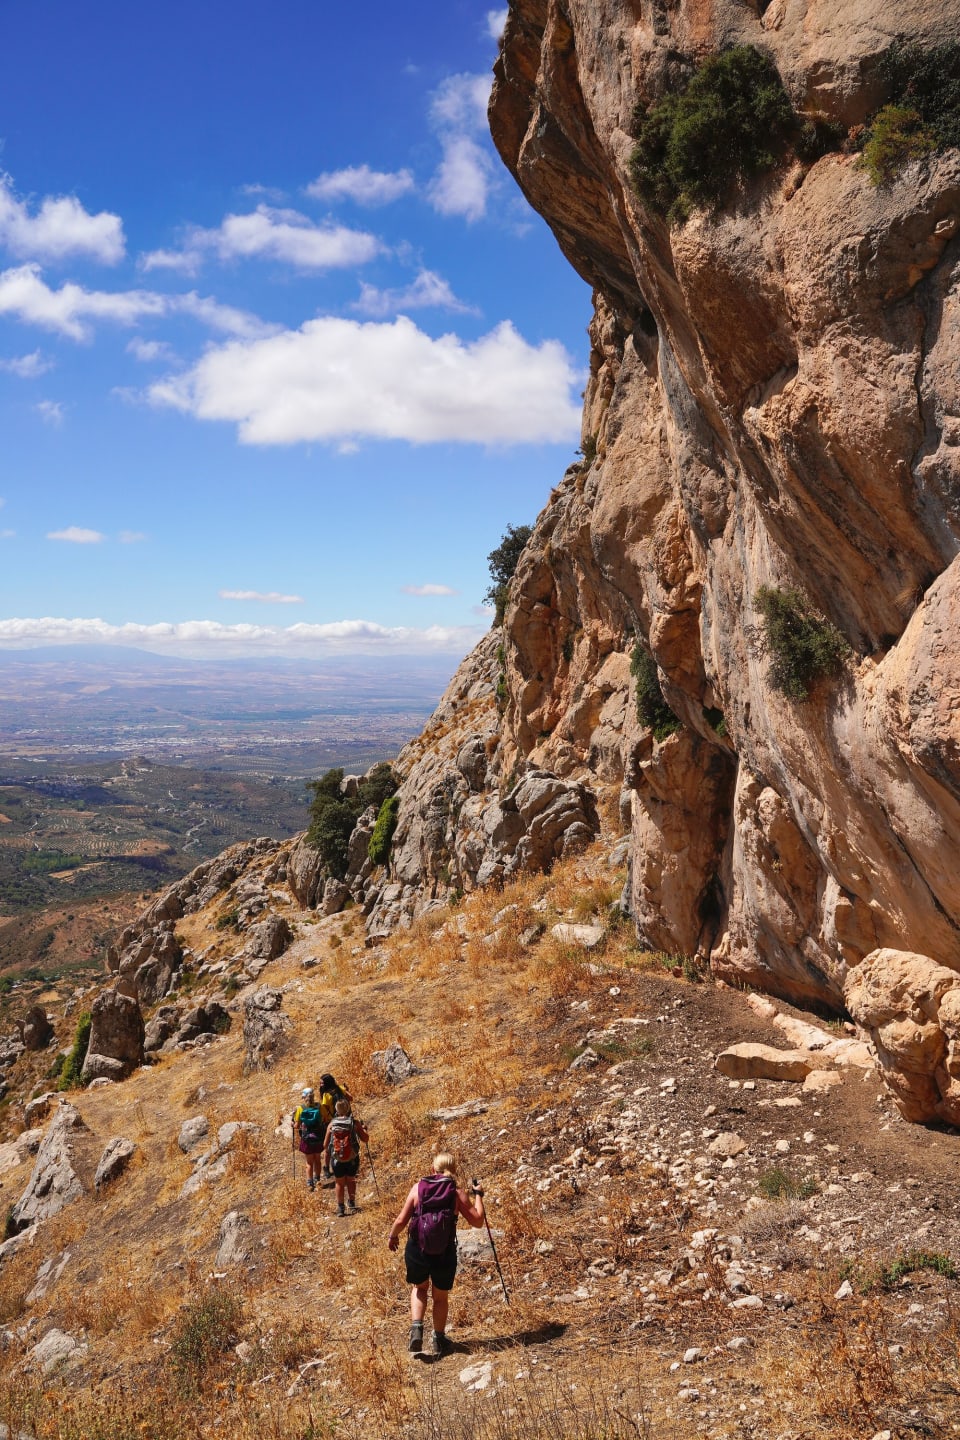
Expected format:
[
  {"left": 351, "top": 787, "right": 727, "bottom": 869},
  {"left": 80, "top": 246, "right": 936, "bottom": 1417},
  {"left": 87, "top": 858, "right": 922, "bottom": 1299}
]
[
  {"left": 332, "top": 1158, "right": 359, "bottom": 1178},
  {"left": 405, "top": 1237, "right": 457, "bottom": 1292}
]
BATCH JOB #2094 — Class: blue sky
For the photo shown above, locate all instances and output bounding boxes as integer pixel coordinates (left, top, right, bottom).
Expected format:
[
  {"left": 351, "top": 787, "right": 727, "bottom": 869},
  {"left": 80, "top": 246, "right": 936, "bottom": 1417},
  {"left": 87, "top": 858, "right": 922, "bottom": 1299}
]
[{"left": 0, "top": 0, "right": 591, "bottom": 664}]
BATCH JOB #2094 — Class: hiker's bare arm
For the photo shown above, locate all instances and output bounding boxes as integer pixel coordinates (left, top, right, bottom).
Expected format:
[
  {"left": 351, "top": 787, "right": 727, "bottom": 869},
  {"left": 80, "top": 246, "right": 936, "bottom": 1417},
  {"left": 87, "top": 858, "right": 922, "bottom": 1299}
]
[
  {"left": 456, "top": 1189, "right": 485, "bottom": 1228},
  {"left": 387, "top": 1185, "right": 419, "bottom": 1250}
]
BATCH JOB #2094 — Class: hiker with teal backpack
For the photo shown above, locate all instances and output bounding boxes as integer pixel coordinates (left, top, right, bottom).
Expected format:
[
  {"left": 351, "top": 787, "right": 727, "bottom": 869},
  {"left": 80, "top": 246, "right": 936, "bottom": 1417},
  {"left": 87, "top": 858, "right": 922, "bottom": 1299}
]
[
  {"left": 387, "top": 1152, "right": 485, "bottom": 1356},
  {"left": 293, "top": 1087, "right": 325, "bottom": 1192},
  {"left": 325, "top": 1098, "right": 368, "bottom": 1216}
]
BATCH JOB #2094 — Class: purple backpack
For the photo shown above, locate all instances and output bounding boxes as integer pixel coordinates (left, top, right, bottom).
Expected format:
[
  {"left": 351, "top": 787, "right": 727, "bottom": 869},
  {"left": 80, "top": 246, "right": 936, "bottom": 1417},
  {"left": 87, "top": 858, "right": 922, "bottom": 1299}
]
[{"left": 413, "top": 1174, "right": 457, "bottom": 1255}]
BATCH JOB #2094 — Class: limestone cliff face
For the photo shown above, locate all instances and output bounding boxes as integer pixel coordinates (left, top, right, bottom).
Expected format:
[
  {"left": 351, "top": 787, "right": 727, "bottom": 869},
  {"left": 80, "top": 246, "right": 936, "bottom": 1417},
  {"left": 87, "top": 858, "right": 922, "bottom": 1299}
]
[{"left": 482, "top": 0, "right": 960, "bottom": 1032}]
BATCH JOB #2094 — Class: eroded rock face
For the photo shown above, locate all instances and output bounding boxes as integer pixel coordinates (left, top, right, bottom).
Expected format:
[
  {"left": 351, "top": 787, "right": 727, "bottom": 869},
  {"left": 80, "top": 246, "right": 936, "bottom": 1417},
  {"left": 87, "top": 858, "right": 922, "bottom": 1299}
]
[
  {"left": 11, "top": 1101, "right": 85, "bottom": 1232},
  {"left": 483, "top": 0, "right": 960, "bottom": 1027},
  {"left": 81, "top": 991, "right": 144, "bottom": 1084},
  {"left": 242, "top": 988, "right": 289, "bottom": 1072}
]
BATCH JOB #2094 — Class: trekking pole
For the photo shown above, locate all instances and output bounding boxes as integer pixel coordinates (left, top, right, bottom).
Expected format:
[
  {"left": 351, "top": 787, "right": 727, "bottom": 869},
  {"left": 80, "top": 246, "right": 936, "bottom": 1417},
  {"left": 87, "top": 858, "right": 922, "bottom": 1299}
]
[
  {"left": 472, "top": 1179, "right": 510, "bottom": 1305},
  {"left": 365, "top": 1141, "right": 381, "bottom": 1200},
  {"left": 291, "top": 1118, "right": 296, "bottom": 1184}
]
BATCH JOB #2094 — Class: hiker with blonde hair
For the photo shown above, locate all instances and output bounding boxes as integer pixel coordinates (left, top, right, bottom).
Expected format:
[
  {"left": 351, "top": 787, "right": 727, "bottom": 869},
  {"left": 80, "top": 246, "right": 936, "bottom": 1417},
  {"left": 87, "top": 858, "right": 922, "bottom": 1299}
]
[
  {"left": 325, "top": 1097, "right": 368, "bottom": 1216},
  {"left": 292, "top": 1087, "right": 325, "bottom": 1193},
  {"left": 387, "top": 1152, "right": 485, "bottom": 1356}
]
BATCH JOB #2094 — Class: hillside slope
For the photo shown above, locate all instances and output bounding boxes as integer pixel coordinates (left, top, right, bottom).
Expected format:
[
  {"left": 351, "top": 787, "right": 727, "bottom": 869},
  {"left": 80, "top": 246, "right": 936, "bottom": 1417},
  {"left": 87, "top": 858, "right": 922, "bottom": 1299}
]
[{"left": 1, "top": 847, "right": 960, "bottom": 1439}]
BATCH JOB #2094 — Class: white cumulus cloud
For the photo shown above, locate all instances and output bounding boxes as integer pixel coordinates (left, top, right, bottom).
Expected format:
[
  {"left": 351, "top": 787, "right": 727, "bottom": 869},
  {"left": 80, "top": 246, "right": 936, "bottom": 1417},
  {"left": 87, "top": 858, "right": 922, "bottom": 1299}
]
[
  {"left": 431, "top": 74, "right": 492, "bottom": 131},
  {"left": 402, "top": 584, "right": 458, "bottom": 597},
  {"left": 0, "top": 530, "right": 13, "bottom": 540},
  {"left": 219, "top": 589, "right": 305, "bottom": 604},
  {"left": 0, "top": 615, "right": 483, "bottom": 657},
  {"left": 428, "top": 137, "right": 494, "bottom": 223},
  {"left": 126, "top": 338, "right": 175, "bottom": 363},
  {"left": 305, "top": 165, "right": 415, "bottom": 207},
  {"left": 486, "top": 8, "right": 508, "bottom": 40},
  {"left": 0, "top": 265, "right": 271, "bottom": 342},
  {"left": 35, "top": 399, "right": 64, "bottom": 427},
  {"left": 427, "top": 75, "right": 496, "bottom": 222},
  {"left": 47, "top": 527, "right": 104, "bottom": 543},
  {"left": 148, "top": 315, "right": 581, "bottom": 447},
  {"left": 353, "top": 269, "right": 475, "bottom": 318},
  {"left": 0, "top": 264, "right": 166, "bottom": 340},
  {"left": 0, "top": 174, "right": 125, "bottom": 265},
  {"left": 141, "top": 204, "right": 381, "bottom": 274},
  {"left": 0, "top": 350, "right": 53, "bottom": 378}
]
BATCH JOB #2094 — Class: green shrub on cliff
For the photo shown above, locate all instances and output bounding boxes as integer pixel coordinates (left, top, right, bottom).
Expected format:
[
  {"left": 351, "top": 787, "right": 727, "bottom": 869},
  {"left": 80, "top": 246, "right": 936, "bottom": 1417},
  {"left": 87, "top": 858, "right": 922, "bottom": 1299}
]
[
  {"left": 58, "top": 1010, "right": 92, "bottom": 1091},
  {"left": 368, "top": 795, "right": 400, "bottom": 867},
  {"left": 858, "top": 104, "right": 935, "bottom": 183},
  {"left": 630, "top": 45, "right": 794, "bottom": 220},
  {"left": 630, "top": 640, "right": 681, "bottom": 741},
  {"left": 754, "top": 585, "right": 850, "bottom": 701},
  {"left": 485, "top": 523, "right": 532, "bottom": 625},
  {"left": 307, "top": 764, "right": 398, "bottom": 879},
  {"left": 859, "top": 41, "right": 960, "bottom": 183}
]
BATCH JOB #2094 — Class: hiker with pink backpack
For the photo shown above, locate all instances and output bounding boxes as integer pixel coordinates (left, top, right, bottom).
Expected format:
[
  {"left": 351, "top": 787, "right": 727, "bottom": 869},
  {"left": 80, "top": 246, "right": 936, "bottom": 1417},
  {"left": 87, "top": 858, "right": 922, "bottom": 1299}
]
[{"left": 387, "top": 1152, "right": 486, "bottom": 1356}]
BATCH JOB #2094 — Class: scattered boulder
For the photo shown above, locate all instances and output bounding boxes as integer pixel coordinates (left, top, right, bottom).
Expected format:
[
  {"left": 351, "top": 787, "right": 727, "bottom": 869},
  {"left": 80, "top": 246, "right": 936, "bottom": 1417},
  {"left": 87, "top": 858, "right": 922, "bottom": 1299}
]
[
  {"left": 551, "top": 922, "right": 605, "bottom": 950},
  {"left": 371, "top": 1043, "right": 422, "bottom": 1085},
  {"left": 26, "top": 1249, "right": 71, "bottom": 1303},
  {"left": 242, "top": 988, "right": 290, "bottom": 1072},
  {"left": 287, "top": 836, "right": 326, "bottom": 909},
  {"left": 708, "top": 1132, "right": 748, "bottom": 1158},
  {"left": 321, "top": 879, "right": 351, "bottom": 916},
  {"left": 175, "top": 1002, "right": 229, "bottom": 1046},
  {"left": 20, "top": 1006, "right": 53, "bottom": 1052},
  {"left": 715, "top": 1045, "right": 814, "bottom": 1083},
  {"left": 178, "top": 1116, "right": 210, "bottom": 1153},
  {"left": 216, "top": 1210, "right": 251, "bottom": 1268},
  {"left": 24, "top": 1094, "right": 56, "bottom": 1127},
  {"left": 803, "top": 1069, "right": 843, "bottom": 1093},
  {"left": 431, "top": 1099, "right": 489, "bottom": 1122},
  {"left": 845, "top": 947, "right": 960, "bottom": 1123},
  {"left": 568, "top": 1047, "right": 600, "bottom": 1071},
  {"left": 94, "top": 1138, "right": 136, "bottom": 1191},
  {"left": 29, "top": 1327, "right": 88, "bottom": 1375},
  {"left": 144, "top": 1006, "right": 180, "bottom": 1053},
  {"left": 243, "top": 915, "right": 292, "bottom": 965},
  {"left": 10, "top": 1102, "right": 85, "bottom": 1233},
  {"left": 81, "top": 990, "right": 145, "bottom": 1084}
]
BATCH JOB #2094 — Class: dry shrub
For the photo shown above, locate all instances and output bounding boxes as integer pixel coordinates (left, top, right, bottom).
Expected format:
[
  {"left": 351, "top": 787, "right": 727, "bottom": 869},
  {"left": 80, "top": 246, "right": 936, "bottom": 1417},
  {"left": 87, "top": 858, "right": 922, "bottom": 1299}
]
[
  {"left": 531, "top": 940, "right": 594, "bottom": 998},
  {"left": 334, "top": 1028, "right": 401, "bottom": 1099},
  {"left": 780, "top": 1298, "right": 901, "bottom": 1434},
  {"left": 411, "top": 1354, "right": 653, "bottom": 1440},
  {"left": 0, "top": 1245, "right": 33, "bottom": 1325},
  {"left": 61, "top": 1271, "right": 138, "bottom": 1336},
  {"left": 376, "top": 1102, "right": 432, "bottom": 1165},
  {"left": 229, "top": 1125, "right": 265, "bottom": 1177}
]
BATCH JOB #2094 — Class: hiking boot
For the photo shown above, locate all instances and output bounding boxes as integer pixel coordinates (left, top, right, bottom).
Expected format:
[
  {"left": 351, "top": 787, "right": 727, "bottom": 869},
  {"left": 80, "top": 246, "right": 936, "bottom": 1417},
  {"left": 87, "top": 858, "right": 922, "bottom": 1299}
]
[
  {"left": 336, "top": 1203, "right": 346, "bottom": 1217},
  {"left": 307, "top": 1177, "right": 316, "bottom": 1192},
  {"left": 347, "top": 1199, "right": 358, "bottom": 1213},
  {"left": 431, "top": 1330, "right": 453, "bottom": 1357},
  {"left": 322, "top": 1166, "right": 332, "bottom": 1181},
  {"left": 407, "top": 1323, "right": 423, "bottom": 1354}
]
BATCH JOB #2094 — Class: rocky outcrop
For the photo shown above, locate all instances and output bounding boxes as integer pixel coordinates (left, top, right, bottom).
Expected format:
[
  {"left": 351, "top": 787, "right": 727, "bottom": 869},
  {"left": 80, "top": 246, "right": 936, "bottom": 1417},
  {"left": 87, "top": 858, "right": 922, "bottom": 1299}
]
[
  {"left": 364, "top": 633, "right": 604, "bottom": 935},
  {"left": 242, "top": 988, "right": 289, "bottom": 1072},
  {"left": 478, "top": 0, "right": 960, "bottom": 1045},
  {"left": 81, "top": 991, "right": 144, "bottom": 1084},
  {"left": 845, "top": 948, "right": 960, "bottom": 1124},
  {"left": 11, "top": 1101, "right": 85, "bottom": 1232},
  {"left": 107, "top": 837, "right": 284, "bottom": 1001},
  {"left": 20, "top": 1006, "right": 53, "bottom": 1051},
  {"left": 94, "top": 1138, "right": 136, "bottom": 1191}
]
